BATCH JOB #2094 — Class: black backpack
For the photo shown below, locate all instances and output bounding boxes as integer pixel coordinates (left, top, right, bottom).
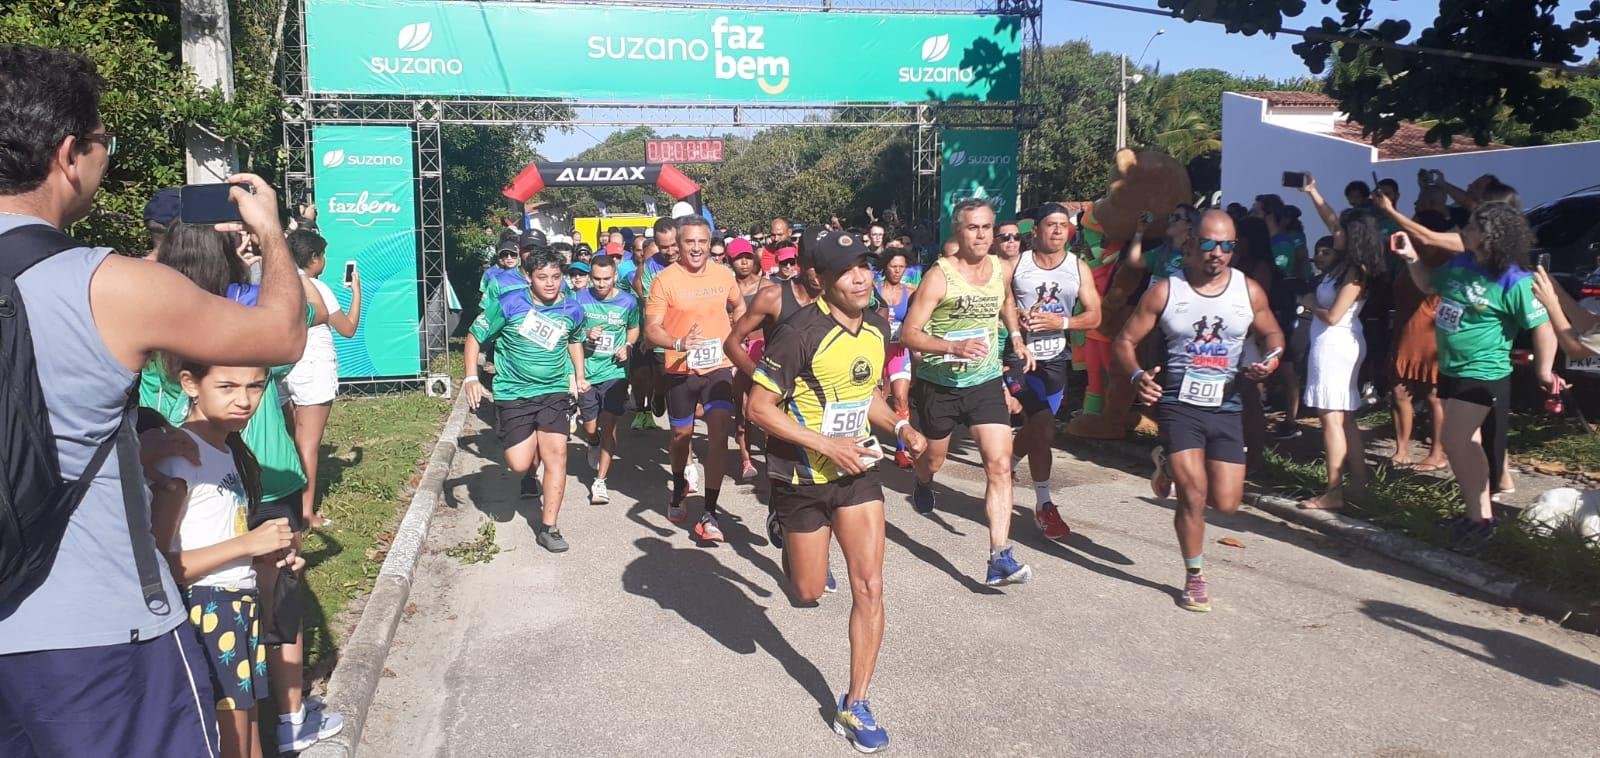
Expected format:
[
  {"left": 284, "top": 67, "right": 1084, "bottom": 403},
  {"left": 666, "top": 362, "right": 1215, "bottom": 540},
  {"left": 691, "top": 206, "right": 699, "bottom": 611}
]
[{"left": 0, "top": 225, "right": 165, "bottom": 613}]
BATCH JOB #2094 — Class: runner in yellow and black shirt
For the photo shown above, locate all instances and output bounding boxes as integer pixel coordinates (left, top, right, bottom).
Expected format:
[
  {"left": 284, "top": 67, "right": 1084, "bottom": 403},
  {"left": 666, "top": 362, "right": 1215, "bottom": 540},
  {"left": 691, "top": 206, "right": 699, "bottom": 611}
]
[{"left": 745, "top": 231, "right": 926, "bottom": 755}]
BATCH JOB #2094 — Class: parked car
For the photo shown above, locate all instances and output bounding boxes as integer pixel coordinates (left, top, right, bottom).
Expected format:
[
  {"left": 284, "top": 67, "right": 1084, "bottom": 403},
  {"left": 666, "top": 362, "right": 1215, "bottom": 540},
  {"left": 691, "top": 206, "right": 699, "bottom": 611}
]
[{"left": 1527, "top": 189, "right": 1600, "bottom": 298}]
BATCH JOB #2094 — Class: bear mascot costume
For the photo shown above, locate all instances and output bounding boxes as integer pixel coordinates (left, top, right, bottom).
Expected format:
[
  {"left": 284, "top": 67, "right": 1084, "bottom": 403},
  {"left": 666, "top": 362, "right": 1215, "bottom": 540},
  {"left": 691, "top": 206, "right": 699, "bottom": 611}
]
[{"left": 1065, "top": 148, "right": 1192, "bottom": 440}]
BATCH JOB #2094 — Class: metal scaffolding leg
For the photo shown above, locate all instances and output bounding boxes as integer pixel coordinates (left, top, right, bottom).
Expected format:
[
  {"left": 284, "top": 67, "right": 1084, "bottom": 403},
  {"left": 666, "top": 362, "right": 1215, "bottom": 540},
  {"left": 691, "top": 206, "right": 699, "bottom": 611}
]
[
  {"left": 416, "top": 104, "right": 448, "bottom": 388},
  {"left": 914, "top": 105, "right": 939, "bottom": 226}
]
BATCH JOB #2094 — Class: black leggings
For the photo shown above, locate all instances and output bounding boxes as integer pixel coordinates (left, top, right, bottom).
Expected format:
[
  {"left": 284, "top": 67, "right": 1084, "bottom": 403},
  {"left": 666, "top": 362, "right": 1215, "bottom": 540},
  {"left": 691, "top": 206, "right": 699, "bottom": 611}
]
[{"left": 1438, "top": 374, "right": 1511, "bottom": 491}]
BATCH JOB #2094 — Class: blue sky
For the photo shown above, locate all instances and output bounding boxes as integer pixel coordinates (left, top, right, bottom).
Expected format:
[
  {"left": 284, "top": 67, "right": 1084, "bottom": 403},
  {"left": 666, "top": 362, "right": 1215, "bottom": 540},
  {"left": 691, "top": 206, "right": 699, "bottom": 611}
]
[{"left": 537, "top": 0, "right": 1589, "bottom": 158}]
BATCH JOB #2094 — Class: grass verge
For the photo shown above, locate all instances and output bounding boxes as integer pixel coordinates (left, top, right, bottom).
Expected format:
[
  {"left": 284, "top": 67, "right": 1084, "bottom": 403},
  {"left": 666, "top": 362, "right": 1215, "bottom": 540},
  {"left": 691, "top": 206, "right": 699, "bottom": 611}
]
[
  {"left": 1509, "top": 413, "right": 1600, "bottom": 476},
  {"left": 1255, "top": 448, "right": 1600, "bottom": 601},
  {"left": 300, "top": 390, "right": 452, "bottom": 674}
]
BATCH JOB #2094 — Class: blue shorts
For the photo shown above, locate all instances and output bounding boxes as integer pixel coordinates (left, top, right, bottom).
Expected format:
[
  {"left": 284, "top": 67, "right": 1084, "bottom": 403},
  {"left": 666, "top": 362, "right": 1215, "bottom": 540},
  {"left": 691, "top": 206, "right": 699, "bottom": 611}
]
[
  {"left": 1008, "top": 356, "right": 1070, "bottom": 418},
  {"left": 0, "top": 627, "right": 220, "bottom": 757}
]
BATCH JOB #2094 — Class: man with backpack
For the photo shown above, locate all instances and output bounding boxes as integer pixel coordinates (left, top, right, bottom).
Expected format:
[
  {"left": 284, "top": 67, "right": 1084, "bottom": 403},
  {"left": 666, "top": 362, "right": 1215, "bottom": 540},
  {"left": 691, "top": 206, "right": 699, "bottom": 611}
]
[{"left": 0, "top": 45, "right": 310, "bottom": 756}]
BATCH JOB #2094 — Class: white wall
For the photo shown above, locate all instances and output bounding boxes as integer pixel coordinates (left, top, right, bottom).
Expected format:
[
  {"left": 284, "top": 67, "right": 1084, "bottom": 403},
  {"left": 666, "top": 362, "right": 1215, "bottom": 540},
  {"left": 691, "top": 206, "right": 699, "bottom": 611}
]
[
  {"left": 1378, "top": 144, "right": 1600, "bottom": 211},
  {"left": 1221, "top": 92, "right": 1374, "bottom": 231},
  {"left": 1222, "top": 92, "right": 1600, "bottom": 224}
]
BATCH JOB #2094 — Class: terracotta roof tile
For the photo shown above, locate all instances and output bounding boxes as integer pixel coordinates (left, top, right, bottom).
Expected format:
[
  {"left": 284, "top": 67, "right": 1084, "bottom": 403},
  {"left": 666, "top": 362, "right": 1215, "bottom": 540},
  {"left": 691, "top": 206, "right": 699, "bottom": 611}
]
[
  {"left": 1331, "top": 119, "right": 1505, "bottom": 160},
  {"left": 1238, "top": 90, "right": 1339, "bottom": 108}
]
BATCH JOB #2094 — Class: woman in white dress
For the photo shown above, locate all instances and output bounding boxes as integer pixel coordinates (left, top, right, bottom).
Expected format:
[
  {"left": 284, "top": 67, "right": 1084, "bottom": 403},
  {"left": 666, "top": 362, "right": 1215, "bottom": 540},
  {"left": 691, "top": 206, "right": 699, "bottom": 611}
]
[{"left": 1297, "top": 209, "right": 1387, "bottom": 510}]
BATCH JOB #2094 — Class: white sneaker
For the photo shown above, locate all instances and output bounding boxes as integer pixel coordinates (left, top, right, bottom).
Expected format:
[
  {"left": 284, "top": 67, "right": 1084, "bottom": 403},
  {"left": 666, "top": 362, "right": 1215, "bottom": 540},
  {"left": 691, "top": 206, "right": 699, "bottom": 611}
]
[
  {"left": 685, "top": 463, "right": 701, "bottom": 495},
  {"left": 587, "top": 443, "right": 601, "bottom": 472},
  {"left": 277, "top": 705, "right": 345, "bottom": 753},
  {"left": 591, "top": 479, "right": 610, "bottom": 504}
]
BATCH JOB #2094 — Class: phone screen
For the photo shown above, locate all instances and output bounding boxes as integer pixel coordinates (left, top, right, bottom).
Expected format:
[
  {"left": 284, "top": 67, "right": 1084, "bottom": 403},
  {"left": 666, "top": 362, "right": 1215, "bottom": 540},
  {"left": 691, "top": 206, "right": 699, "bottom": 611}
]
[
  {"left": 1536, "top": 253, "right": 1551, "bottom": 271},
  {"left": 1281, "top": 172, "right": 1306, "bottom": 189},
  {"left": 179, "top": 183, "right": 243, "bottom": 225},
  {"left": 343, "top": 260, "right": 357, "bottom": 287}
]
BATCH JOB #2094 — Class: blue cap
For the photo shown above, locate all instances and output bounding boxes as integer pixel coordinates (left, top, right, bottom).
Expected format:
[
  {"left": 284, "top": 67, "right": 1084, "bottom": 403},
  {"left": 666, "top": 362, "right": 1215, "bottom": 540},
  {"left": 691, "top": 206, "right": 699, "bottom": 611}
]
[
  {"left": 567, "top": 261, "right": 591, "bottom": 275},
  {"left": 143, "top": 188, "right": 181, "bottom": 225}
]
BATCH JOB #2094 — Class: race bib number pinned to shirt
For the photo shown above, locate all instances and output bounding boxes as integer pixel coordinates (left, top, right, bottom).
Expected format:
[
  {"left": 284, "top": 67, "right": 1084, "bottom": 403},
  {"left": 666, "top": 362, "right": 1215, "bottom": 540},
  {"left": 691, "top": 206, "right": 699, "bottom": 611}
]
[
  {"left": 686, "top": 339, "right": 724, "bottom": 371},
  {"left": 889, "top": 319, "right": 903, "bottom": 343},
  {"left": 593, "top": 330, "right": 619, "bottom": 355},
  {"left": 941, "top": 327, "right": 989, "bottom": 365},
  {"left": 1178, "top": 371, "right": 1226, "bottom": 408},
  {"left": 517, "top": 312, "right": 565, "bottom": 351},
  {"left": 823, "top": 397, "right": 871, "bottom": 438},
  {"left": 1027, "top": 331, "right": 1067, "bottom": 361},
  {"left": 1436, "top": 299, "right": 1465, "bottom": 334}
]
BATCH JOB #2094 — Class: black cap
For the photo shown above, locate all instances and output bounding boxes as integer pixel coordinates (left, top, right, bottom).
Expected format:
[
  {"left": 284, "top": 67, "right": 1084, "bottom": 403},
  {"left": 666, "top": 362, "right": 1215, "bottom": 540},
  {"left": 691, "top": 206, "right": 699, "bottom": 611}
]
[
  {"left": 1030, "top": 202, "right": 1073, "bottom": 222},
  {"left": 518, "top": 228, "right": 548, "bottom": 251},
  {"left": 496, "top": 239, "right": 519, "bottom": 256},
  {"left": 809, "top": 231, "right": 872, "bottom": 277},
  {"left": 143, "top": 188, "right": 181, "bottom": 226}
]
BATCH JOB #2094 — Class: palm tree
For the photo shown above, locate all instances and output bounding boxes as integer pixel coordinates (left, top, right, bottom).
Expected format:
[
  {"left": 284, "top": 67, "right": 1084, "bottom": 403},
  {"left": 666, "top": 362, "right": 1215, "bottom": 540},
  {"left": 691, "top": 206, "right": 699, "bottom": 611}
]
[{"left": 1151, "top": 93, "right": 1221, "bottom": 164}]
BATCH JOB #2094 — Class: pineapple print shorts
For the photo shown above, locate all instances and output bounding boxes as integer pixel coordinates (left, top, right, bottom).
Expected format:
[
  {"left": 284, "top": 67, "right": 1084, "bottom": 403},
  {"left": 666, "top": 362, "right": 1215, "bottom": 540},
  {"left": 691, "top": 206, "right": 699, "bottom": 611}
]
[{"left": 184, "top": 585, "right": 266, "bottom": 711}]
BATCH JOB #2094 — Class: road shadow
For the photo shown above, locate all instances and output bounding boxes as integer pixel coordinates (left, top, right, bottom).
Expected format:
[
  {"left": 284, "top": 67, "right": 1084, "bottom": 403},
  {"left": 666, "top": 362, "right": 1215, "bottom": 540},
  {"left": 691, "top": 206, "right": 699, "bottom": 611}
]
[
  {"left": 885, "top": 521, "right": 1000, "bottom": 596},
  {"left": 622, "top": 537, "right": 835, "bottom": 715},
  {"left": 1362, "top": 600, "right": 1600, "bottom": 693}
]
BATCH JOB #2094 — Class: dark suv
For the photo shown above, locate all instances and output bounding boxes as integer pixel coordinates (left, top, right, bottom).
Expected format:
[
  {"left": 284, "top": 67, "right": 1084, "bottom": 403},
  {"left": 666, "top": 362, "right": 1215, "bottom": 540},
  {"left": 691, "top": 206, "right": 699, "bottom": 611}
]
[{"left": 1528, "top": 189, "right": 1600, "bottom": 297}]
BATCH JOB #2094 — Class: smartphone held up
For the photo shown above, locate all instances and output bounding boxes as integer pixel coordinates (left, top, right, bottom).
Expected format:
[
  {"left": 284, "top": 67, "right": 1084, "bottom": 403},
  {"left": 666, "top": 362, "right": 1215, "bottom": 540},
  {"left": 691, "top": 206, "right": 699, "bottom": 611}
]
[
  {"left": 343, "top": 260, "right": 357, "bottom": 288},
  {"left": 1281, "top": 171, "right": 1309, "bottom": 190},
  {"left": 179, "top": 182, "right": 253, "bottom": 225}
]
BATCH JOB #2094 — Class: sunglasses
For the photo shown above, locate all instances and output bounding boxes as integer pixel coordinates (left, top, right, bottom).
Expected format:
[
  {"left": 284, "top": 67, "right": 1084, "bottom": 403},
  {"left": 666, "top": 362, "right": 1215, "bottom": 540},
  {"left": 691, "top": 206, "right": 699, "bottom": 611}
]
[
  {"left": 997, "top": 233, "right": 1020, "bottom": 242},
  {"left": 1197, "top": 238, "right": 1237, "bottom": 253},
  {"left": 780, "top": 260, "right": 798, "bottom": 266}
]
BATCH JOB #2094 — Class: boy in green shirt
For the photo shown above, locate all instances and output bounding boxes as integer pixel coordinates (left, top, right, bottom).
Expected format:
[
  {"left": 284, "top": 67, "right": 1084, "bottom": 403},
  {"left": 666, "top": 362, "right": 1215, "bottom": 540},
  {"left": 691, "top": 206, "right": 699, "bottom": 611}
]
[
  {"left": 572, "top": 255, "right": 640, "bottom": 505},
  {"left": 462, "top": 250, "right": 589, "bottom": 552}
]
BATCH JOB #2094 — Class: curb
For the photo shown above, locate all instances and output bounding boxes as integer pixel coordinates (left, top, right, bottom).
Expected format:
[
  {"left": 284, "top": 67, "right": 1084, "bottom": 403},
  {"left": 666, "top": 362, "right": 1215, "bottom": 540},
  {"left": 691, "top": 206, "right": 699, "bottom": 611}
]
[
  {"left": 303, "top": 389, "right": 472, "bottom": 758},
  {"left": 1069, "top": 434, "right": 1600, "bottom": 633}
]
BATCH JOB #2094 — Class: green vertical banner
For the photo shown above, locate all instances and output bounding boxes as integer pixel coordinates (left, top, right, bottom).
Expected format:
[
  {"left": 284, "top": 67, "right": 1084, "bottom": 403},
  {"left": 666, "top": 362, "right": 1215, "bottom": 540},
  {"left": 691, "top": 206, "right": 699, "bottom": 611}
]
[
  {"left": 938, "top": 129, "right": 1019, "bottom": 241},
  {"left": 312, "top": 125, "right": 421, "bottom": 379}
]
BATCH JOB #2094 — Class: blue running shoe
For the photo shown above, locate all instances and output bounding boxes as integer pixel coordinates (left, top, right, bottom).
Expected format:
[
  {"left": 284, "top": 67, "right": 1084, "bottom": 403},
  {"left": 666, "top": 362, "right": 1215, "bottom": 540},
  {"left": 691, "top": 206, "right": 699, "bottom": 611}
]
[
  {"left": 833, "top": 695, "right": 889, "bottom": 753},
  {"left": 986, "top": 546, "right": 1033, "bottom": 586},
  {"left": 912, "top": 481, "right": 935, "bottom": 515},
  {"left": 825, "top": 570, "right": 838, "bottom": 594}
]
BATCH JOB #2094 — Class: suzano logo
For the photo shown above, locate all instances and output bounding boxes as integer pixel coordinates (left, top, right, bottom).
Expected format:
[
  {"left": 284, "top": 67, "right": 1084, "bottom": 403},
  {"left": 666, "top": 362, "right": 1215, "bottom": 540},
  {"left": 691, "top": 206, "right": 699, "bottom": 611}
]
[
  {"left": 946, "top": 148, "right": 1011, "bottom": 168},
  {"left": 367, "top": 22, "right": 463, "bottom": 76},
  {"left": 587, "top": 16, "right": 790, "bottom": 95},
  {"left": 326, "top": 191, "right": 404, "bottom": 228},
  {"left": 900, "top": 34, "right": 975, "bottom": 84},
  {"left": 321, "top": 149, "right": 404, "bottom": 169}
]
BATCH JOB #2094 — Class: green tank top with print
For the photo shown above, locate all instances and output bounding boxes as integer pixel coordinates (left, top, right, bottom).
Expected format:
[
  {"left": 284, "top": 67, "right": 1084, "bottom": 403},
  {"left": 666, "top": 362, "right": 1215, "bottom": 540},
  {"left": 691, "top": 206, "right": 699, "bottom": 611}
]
[{"left": 916, "top": 256, "right": 1004, "bottom": 388}]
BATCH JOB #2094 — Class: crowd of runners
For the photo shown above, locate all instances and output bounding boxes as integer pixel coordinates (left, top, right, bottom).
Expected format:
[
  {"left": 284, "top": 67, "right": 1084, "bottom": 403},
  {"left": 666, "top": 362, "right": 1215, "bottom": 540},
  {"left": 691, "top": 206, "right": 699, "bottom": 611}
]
[{"left": 461, "top": 193, "right": 1300, "bottom": 752}]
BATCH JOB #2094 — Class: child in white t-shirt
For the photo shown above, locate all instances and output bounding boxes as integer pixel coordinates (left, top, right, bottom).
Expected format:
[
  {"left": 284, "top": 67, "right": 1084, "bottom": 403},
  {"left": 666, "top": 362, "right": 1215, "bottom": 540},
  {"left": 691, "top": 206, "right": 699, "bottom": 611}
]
[{"left": 150, "top": 362, "right": 304, "bottom": 758}]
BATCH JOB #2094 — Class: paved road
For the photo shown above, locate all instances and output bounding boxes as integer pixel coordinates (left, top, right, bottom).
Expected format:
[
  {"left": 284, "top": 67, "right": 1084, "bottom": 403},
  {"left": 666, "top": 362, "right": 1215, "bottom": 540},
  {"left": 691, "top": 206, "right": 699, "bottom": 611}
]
[{"left": 364, "top": 408, "right": 1600, "bottom": 757}]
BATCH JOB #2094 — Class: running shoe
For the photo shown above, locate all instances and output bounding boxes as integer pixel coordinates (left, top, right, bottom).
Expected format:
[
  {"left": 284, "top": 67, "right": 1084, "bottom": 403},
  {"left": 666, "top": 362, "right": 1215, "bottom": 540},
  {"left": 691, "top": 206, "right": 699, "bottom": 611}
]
[
  {"left": 587, "top": 443, "right": 601, "bottom": 472},
  {"left": 694, "top": 512, "right": 725, "bottom": 542},
  {"left": 825, "top": 570, "right": 838, "bottom": 594},
  {"left": 1034, "top": 503, "right": 1071, "bottom": 540},
  {"left": 833, "top": 695, "right": 889, "bottom": 753},
  {"left": 985, "top": 547, "right": 1032, "bottom": 586},
  {"left": 740, "top": 460, "right": 759, "bottom": 482},
  {"left": 667, "top": 497, "right": 688, "bottom": 525},
  {"left": 537, "top": 526, "right": 569, "bottom": 553},
  {"left": 1442, "top": 515, "right": 1499, "bottom": 554},
  {"left": 590, "top": 479, "right": 610, "bottom": 505},
  {"left": 519, "top": 474, "right": 539, "bottom": 500},
  {"left": 276, "top": 705, "right": 345, "bottom": 754},
  {"left": 1180, "top": 572, "right": 1210, "bottom": 612},
  {"left": 894, "top": 450, "right": 913, "bottom": 469},
  {"left": 1149, "top": 447, "right": 1175, "bottom": 499},
  {"left": 911, "top": 481, "right": 935, "bottom": 515},
  {"left": 685, "top": 464, "right": 701, "bottom": 495},
  {"left": 1272, "top": 421, "right": 1302, "bottom": 440},
  {"left": 766, "top": 509, "right": 784, "bottom": 549},
  {"left": 631, "top": 411, "right": 652, "bottom": 431}
]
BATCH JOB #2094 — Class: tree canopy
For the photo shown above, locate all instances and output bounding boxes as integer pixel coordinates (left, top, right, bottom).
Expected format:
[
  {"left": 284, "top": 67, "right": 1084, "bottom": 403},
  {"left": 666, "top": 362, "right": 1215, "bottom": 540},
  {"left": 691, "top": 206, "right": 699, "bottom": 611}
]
[{"left": 1157, "top": 0, "right": 1600, "bottom": 147}]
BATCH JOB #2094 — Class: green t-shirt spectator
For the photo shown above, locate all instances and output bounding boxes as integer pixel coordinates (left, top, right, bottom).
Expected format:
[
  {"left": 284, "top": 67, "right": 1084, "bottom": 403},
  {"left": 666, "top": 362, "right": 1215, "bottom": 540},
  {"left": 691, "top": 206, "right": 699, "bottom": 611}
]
[
  {"left": 573, "top": 287, "right": 640, "bottom": 385},
  {"left": 470, "top": 289, "right": 587, "bottom": 400},
  {"left": 1430, "top": 253, "right": 1549, "bottom": 381},
  {"left": 1270, "top": 231, "right": 1306, "bottom": 280}
]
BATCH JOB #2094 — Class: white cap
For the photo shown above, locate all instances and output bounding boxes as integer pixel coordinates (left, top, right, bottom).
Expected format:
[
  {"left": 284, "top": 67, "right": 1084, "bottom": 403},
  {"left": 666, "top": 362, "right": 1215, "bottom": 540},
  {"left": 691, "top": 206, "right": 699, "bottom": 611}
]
[{"left": 671, "top": 201, "right": 696, "bottom": 219}]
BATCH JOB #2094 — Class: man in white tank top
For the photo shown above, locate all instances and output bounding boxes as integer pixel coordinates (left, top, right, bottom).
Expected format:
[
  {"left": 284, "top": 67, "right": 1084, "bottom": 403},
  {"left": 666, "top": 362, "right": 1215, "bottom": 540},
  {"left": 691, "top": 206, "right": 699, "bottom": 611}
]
[
  {"left": 1006, "top": 204, "right": 1101, "bottom": 540},
  {"left": 1112, "top": 211, "right": 1284, "bottom": 613}
]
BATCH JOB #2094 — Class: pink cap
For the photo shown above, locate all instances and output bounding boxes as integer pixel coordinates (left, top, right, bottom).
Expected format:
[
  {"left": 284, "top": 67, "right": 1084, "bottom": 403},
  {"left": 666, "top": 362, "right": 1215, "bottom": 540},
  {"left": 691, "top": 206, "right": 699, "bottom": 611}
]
[
  {"left": 726, "top": 237, "right": 754, "bottom": 258},
  {"left": 603, "top": 241, "right": 624, "bottom": 256},
  {"left": 775, "top": 246, "right": 799, "bottom": 262}
]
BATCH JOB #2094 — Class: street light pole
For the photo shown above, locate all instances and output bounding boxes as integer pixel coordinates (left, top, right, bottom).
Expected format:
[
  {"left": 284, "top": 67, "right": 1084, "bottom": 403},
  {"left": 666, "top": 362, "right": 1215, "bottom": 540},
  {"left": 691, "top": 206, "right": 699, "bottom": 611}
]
[{"left": 1116, "top": 29, "right": 1164, "bottom": 152}]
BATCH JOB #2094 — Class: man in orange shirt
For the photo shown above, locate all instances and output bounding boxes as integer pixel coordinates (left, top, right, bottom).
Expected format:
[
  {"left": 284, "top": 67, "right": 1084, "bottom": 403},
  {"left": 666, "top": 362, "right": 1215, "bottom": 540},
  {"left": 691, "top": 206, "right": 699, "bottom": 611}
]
[{"left": 645, "top": 215, "right": 747, "bottom": 541}]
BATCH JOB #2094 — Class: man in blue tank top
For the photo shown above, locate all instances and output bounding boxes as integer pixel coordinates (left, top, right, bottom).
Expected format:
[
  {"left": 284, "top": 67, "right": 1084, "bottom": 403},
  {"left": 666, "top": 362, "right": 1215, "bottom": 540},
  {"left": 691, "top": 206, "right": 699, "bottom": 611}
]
[
  {"left": 1113, "top": 211, "right": 1284, "bottom": 613},
  {"left": 0, "top": 44, "right": 312, "bottom": 757}
]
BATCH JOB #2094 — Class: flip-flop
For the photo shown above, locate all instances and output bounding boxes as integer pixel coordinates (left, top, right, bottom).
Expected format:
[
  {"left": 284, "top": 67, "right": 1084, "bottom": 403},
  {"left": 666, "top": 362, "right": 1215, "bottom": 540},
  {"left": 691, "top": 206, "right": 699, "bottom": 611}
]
[
  {"left": 1299, "top": 496, "right": 1345, "bottom": 511},
  {"left": 1408, "top": 462, "right": 1448, "bottom": 473}
]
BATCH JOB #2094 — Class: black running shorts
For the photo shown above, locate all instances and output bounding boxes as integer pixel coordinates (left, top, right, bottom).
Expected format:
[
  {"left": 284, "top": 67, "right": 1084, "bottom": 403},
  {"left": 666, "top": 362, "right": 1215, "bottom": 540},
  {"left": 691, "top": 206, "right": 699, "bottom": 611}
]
[
  {"left": 771, "top": 471, "right": 884, "bottom": 534},
  {"left": 1157, "top": 402, "right": 1246, "bottom": 465},
  {"left": 912, "top": 379, "right": 1010, "bottom": 440},
  {"left": 496, "top": 393, "right": 574, "bottom": 448}
]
